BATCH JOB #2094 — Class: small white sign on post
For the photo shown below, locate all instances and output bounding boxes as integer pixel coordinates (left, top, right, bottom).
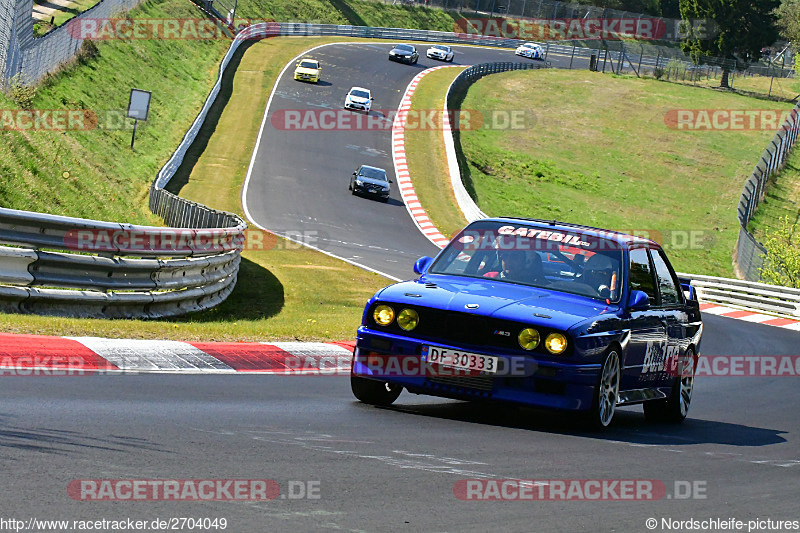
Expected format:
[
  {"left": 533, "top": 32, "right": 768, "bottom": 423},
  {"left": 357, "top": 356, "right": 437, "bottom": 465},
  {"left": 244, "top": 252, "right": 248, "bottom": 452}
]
[{"left": 127, "top": 88, "right": 151, "bottom": 149}]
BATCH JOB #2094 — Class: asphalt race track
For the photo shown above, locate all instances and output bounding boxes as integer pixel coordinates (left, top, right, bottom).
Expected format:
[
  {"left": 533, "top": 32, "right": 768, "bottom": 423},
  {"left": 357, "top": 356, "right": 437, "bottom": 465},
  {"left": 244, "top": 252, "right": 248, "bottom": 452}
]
[
  {"left": 1, "top": 43, "right": 797, "bottom": 532},
  {"left": 1, "top": 315, "right": 798, "bottom": 531},
  {"left": 243, "top": 43, "right": 577, "bottom": 280}
]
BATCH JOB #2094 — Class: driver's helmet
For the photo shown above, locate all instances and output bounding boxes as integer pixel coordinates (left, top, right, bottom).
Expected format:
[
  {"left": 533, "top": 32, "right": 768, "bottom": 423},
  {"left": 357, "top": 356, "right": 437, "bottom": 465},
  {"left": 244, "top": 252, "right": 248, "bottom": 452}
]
[{"left": 582, "top": 253, "right": 617, "bottom": 297}]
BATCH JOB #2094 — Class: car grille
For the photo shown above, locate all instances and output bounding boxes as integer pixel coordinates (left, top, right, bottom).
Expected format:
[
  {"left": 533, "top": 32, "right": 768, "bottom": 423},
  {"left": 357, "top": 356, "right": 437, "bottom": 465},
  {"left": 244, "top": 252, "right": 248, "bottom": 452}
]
[{"left": 427, "top": 375, "right": 494, "bottom": 392}]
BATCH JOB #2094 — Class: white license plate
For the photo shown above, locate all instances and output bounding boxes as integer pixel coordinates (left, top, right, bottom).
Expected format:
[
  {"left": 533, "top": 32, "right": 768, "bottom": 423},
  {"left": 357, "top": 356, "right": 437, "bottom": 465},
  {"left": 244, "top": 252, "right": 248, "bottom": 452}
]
[{"left": 423, "top": 346, "right": 498, "bottom": 374}]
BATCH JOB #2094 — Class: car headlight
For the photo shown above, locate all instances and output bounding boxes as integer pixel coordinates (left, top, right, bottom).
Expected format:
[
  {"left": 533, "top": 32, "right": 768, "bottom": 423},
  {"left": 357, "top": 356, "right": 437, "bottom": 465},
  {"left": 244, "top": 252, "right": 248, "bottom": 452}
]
[
  {"left": 373, "top": 305, "right": 395, "bottom": 326},
  {"left": 544, "top": 333, "right": 568, "bottom": 354},
  {"left": 518, "top": 328, "right": 540, "bottom": 350},
  {"left": 355, "top": 180, "right": 363, "bottom": 186},
  {"left": 397, "top": 308, "right": 419, "bottom": 331}
]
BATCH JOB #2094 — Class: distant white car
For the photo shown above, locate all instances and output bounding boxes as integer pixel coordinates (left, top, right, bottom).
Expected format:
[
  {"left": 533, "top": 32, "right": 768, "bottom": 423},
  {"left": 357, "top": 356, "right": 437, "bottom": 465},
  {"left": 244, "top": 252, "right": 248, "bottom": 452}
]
[
  {"left": 344, "top": 87, "right": 373, "bottom": 113},
  {"left": 426, "top": 45, "right": 454, "bottom": 62},
  {"left": 515, "top": 42, "right": 544, "bottom": 60}
]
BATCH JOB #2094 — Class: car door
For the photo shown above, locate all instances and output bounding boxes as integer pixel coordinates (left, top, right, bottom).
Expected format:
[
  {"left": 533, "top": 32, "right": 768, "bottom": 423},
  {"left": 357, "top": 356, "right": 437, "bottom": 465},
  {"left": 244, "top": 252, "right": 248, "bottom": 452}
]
[
  {"left": 621, "top": 246, "right": 668, "bottom": 391},
  {"left": 649, "top": 248, "right": 691, "bottom": 385}
]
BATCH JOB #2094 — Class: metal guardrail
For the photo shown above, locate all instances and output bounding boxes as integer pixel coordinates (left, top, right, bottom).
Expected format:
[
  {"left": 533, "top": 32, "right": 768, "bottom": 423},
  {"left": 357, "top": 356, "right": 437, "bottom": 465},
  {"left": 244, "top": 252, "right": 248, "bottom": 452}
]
[
  {"left": 679, "top": 272, "right": 800, "bottom": 320},
  {"left": 443, "top": 61, "right": 552, "bottom": 222},
  {"left": 734, "top": 103, "right": 800, "bottom": 281},
  {"left": 0, "top": 23, "right": 257, "bottom": 318},
  {"left": 0, "top": 208, "right": 242, "bottom": 318}
]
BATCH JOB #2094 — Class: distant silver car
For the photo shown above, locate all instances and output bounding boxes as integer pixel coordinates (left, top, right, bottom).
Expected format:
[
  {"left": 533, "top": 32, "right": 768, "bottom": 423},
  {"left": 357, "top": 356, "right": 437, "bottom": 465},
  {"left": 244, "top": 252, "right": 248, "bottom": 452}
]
[
  {"left": 426, "top": 45, "right": 454, "bottom": 62},
  {"left": 349, "top": 165, "right": 392, "bottom": 202}
]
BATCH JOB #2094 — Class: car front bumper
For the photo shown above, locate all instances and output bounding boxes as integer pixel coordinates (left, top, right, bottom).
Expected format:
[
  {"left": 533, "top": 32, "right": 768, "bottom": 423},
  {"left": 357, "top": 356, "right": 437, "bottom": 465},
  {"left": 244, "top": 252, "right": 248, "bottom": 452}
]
[
  {"left": 352, "top": 183, "right": 389, "bottom": 198},
  {"left": 353, "top": 328, "right": 601, "bottom": 411},
  {"left": 345, "top": 101, "right": 369, "bottom": 111},
  {"left": 295, "top": 73, "right": 319, "bottom": 82},
  {"left": 390, "top": 54, "right": 415, "bottom": 63}
]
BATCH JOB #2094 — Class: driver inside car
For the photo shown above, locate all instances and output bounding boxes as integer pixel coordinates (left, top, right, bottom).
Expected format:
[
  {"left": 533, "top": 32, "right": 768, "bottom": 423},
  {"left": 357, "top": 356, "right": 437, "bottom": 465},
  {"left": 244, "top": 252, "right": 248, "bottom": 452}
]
[
  {"left": 580, "top": 254, "right": 617, "bottom": 299},
  {"left": 483, "top": 249, "right": 545, "bottom": 285}
]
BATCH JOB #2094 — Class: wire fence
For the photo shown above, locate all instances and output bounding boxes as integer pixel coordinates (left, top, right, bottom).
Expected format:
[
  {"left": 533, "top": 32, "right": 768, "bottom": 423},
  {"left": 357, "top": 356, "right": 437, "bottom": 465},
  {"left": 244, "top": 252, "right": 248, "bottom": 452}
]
[{"left": 734, "top": 102, "right": 800, "bottom": 281}]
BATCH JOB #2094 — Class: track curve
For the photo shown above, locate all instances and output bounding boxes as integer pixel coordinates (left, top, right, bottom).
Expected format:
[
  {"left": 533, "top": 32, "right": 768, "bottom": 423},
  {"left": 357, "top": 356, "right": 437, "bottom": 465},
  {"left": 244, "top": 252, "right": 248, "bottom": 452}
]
[
  {"left": 1, "top": 41, "right": 796, "bottom": 532},
  {"left": 243, "top": 42, "right": 574, "bottom": 279}
]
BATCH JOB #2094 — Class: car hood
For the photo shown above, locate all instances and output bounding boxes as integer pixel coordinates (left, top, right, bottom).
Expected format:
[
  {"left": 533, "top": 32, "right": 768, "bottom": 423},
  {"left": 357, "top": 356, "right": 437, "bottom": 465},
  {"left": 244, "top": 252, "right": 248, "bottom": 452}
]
[
  {"left": 347, "top": 95, "right": 369, "bottom": 103},
  {"left": 356, "top": 176, "right": 388, "bottom": 187},
  {"left": 295, "top": 67, "right": 319, "bottom": 75},
  {"left": 376, "top": 276, "right": 618, "bottom": 331}
]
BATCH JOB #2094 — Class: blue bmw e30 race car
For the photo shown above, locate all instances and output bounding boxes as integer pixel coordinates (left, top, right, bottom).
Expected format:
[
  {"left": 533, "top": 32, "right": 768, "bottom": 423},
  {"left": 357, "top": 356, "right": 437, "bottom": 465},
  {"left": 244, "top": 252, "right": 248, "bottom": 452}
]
[{"left": 351, "top": 218, "right": 703, "bottom": 429}]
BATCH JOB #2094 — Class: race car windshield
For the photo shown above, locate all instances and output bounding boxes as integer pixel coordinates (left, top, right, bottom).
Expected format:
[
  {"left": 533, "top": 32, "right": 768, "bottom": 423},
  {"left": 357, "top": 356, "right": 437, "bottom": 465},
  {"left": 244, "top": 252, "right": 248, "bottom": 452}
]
[
  {"left": 433, "top": 46, "right": 449, "bottom": 51},
  {"left": 350, "top": 90, "right": 370, "bottom": 99},
  {"left": 359, "top": 167, "right": 386, "bottom": 181},
  {"left": 428, "top": 220, "right": 625, "bottom": 303},
  {"left": 396, "top": 44, "right": 414, "bottom": 52},
  {"left": 299, "top": 61, "right": 318, "bottom": 69}
]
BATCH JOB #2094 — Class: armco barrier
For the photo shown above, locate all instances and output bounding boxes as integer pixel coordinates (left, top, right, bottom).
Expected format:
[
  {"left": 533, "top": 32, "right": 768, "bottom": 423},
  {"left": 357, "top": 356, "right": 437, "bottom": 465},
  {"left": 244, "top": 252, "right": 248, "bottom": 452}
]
[
  {"left": 0, "top": 207, "right": 243, "bottom": 318},
  {"left": 679, "top": 272, "right": 800, "bottom": 320},
  {"left": 734, "top": 102, "right": 800, "bottom": 281},
  {"left": 443, "top": 61, "right": 550, "bottom": 222}
]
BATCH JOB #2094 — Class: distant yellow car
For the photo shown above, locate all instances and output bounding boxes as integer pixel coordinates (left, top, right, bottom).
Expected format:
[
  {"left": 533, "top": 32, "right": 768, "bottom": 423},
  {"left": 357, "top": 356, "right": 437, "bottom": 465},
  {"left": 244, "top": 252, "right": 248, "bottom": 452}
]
[{"left": 294, "top": 58, "right": 321, "bottom": 83}]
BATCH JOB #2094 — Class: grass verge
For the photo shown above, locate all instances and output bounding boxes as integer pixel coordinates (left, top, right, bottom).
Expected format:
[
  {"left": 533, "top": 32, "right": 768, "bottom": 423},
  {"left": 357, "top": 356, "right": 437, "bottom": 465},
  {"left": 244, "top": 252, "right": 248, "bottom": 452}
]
[
  {"left": 403, "top": 65, "right": 468, "bottom": 240},
  {"left": 450, "top": 69, "right": 795, "bottom": 277}
]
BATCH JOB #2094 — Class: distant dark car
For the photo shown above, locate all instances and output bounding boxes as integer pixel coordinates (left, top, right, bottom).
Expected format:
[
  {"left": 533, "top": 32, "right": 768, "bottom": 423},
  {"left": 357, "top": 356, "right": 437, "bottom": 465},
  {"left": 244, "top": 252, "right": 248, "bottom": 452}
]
[
  {"left": 351, "top": 218, "right": 703, "bottom": 429},
  {"left": 389, "top": 44, "right": 419, "bottom": 64},
  {"left": 349, "top": 165, "right": 392, "bottom": 201}
]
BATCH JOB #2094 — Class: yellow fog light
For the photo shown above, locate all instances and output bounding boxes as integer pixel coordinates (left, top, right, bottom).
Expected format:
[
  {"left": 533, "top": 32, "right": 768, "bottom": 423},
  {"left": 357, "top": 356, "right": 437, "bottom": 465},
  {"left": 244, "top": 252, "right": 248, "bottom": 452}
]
[
  {"left": 518, "top": 328, "right": 540, "bottom": 350},
  {"left": 397, "top": 308, "right": 419, "bottom": 331},
  {"left": 373, "top": 305, "right": 395, "bottom": 326},
  {"left": 545, "top": 333, "right": 568, "bottom": 354}
]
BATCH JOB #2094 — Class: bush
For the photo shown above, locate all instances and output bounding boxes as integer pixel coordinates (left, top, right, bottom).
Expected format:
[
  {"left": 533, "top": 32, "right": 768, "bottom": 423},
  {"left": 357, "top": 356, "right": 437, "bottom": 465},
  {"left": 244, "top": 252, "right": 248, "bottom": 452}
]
[
  {"left": 653, "top": 67, "right": 664, "bottom": 80},
  {"left": 8, "top": 73, "right": 36, "bottom": 109},
  {"left": 77, "top": 39, "right": 100, "bottom": 64},
  {"left": 759, "top": 216, "right": 800, "bottom": 288}
]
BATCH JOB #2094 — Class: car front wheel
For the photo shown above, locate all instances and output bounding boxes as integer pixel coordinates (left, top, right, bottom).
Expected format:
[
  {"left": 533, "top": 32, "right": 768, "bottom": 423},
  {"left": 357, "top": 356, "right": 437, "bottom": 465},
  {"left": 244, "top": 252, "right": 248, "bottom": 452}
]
[
  {"left": 586, "top": 349, "right": 620, "bottom": 429},
  {"left": 643, "top": 349, "right": 695, "bottom": 423},
  {"left": 351, "top": 376, "right": 402, "bottom": 406}
]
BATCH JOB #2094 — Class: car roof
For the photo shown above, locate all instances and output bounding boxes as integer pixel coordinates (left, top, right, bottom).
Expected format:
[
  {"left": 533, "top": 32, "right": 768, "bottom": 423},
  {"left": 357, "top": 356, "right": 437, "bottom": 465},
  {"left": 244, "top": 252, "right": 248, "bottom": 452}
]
[
  {"left": 479, "top": 217, "right": 660, "bottom": 248},
  {"left": 394, "top": 43, "right": 415, "bottom": 48}
]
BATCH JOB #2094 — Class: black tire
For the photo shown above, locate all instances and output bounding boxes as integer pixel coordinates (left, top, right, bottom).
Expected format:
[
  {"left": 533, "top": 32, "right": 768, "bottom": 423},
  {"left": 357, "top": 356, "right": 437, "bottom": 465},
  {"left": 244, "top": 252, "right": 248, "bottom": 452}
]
[
  {"left": 351, "top": 376, "right": 402, "bottom": 406},
  {"left": 643, "top": 349, "right": 696, "bottom": 424},
  {"left": 585, "top": 349, "right": 621, "bottom": 430}
]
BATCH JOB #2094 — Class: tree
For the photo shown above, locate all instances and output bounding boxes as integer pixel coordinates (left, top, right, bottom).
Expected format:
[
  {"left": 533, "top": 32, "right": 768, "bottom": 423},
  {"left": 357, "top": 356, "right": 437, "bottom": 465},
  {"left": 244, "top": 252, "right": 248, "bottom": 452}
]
[
  {"left": 759, "top": 216, "right": 800, "bottom": 288},
  {"left": 773, "top": 0, "right": 800, "bottom": 73},
  {"left": 679, "top": 0, "right": 780, "bottom": 87}
]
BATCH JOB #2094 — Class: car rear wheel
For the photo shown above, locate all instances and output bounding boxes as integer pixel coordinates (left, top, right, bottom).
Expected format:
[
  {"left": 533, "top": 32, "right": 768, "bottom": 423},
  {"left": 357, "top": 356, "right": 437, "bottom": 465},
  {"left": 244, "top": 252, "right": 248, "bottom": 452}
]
[
  {"left": 586, "top": 349, "right": 620, "bottom": 430},
  {"left": 351, "top": 376, "right": 402, "bottom": 406},
  {"left": 643, "top": 349, "right": 695, "bottom": 424}
]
